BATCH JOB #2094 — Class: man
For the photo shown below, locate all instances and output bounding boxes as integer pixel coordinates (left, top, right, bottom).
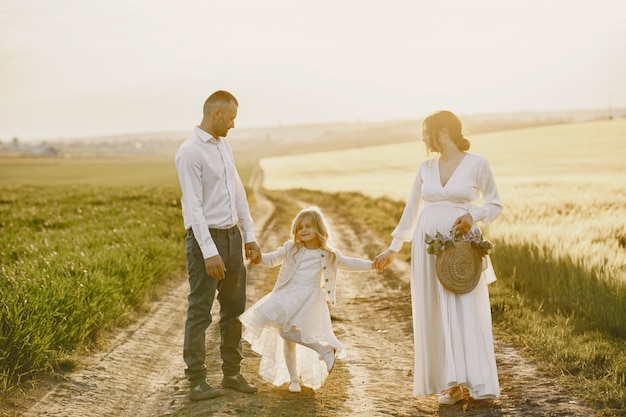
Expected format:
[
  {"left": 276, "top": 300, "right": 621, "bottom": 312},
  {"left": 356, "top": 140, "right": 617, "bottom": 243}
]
[{"left": 175, "top": 90, "right": 261, "bottom": 401}]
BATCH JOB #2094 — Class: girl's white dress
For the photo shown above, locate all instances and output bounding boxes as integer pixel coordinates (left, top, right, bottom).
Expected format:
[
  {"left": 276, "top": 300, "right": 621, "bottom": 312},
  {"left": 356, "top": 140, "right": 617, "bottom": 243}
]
[
  {"left": 388, "top": 153, "right": 503, "bottom": 399},
  {"left": 241, "top": 243, "right": 372, "bottom": 390}
]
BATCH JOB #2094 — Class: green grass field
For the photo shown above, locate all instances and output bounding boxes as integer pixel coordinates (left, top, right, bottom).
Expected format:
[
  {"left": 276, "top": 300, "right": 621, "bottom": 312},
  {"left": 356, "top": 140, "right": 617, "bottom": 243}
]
[
  {"left": 0, "top": 154, "right": 260, "bottom": 395},
  {"left": 1, "top": 119, "right": 625, "bottom": 414},
  {"left": 0, "top": 183, "right": 184, "bottom": 390}
]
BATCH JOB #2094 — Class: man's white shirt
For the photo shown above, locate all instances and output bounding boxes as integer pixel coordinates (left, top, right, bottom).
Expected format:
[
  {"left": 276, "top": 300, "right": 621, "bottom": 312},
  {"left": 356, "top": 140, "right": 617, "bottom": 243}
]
[{"left": 175, "top": 126, "right": 256, "bottom": 259}]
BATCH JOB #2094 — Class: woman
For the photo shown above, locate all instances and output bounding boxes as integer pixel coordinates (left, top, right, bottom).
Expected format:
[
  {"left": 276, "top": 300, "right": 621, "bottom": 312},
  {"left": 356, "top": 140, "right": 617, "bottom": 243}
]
[{"left": 374, "top": 110, "right": 503, "bottom": 405}]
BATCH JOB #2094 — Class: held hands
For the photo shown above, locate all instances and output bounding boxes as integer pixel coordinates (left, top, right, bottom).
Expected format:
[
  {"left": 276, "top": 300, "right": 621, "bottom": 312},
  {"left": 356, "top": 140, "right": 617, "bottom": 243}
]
[
  {"left": 373, "top": 249, "right": 397, "bottom": 272},
  {"left": 452, "top": 213, "right": 474, "bottom": 235},
  {"left": 245, "top": 242, "right": 261, "bottom": 265},
  {"left": 204, "top": 242, "right": 262, "bottom": 280}
]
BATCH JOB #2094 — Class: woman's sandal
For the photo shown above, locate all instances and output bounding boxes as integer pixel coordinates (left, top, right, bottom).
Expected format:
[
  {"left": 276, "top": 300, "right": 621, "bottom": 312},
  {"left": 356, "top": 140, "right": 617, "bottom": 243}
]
[{"left": 438, "top": 385, "right": 464, "bottom": 405}]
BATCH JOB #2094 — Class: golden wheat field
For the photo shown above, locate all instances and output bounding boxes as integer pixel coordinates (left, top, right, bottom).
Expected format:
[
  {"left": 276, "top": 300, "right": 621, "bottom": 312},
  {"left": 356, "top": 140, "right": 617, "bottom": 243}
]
[{"left": 260, "top": 119, "right": 626, "bottom": 276}]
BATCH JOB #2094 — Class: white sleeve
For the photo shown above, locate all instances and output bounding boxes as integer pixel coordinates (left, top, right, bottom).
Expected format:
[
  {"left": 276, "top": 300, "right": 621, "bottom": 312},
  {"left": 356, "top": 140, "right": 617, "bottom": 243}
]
[
  {"left": 260, "top": 241, "right": 291, "bottom": 267},
  {"left": 468, "top": 159, "right": 503, "bottom": 225},
  {"left": 389, "top": 165, "right": 424, "bottom": 252},
  {"left": 175, "top": 145, "right": 218, "bottom": 258},
  {"left": 233, "top": 167, "right": 257, "bottom": 243},
  {"left": 335, "top": 250, "right": 373, "bottom": 270}
]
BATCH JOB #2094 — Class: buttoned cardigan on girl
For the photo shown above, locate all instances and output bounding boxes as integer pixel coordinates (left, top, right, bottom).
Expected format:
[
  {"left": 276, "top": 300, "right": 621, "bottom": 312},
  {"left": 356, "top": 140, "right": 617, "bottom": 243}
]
[{"left": 258, "top": 240, "right": 373, "bottom": 306}]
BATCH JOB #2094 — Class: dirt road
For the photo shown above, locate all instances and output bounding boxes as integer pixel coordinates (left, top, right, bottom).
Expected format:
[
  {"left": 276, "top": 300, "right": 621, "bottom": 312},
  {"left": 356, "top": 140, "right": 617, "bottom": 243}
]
[{"left": 7, "top": 191, "right": 598, "bottom": 417}]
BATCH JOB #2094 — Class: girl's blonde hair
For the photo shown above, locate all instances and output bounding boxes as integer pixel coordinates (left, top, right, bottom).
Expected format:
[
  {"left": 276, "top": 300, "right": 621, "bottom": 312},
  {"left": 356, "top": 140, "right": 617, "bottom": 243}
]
[{"left": 290, "top": 206, "right": 336, "bottom": 263}]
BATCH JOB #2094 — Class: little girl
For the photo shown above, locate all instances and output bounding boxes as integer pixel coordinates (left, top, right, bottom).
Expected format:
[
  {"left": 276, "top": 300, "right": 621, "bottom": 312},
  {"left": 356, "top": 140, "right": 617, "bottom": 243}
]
[{"left": 241, "top": 206, "right": 375, "bottom": 393}]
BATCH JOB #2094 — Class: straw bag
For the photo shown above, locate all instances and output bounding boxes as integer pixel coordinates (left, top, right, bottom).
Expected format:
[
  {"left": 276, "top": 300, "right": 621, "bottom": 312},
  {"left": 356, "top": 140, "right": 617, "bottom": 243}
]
[{"left": 435, "top": 240, "right": 483, "bottom": 294}]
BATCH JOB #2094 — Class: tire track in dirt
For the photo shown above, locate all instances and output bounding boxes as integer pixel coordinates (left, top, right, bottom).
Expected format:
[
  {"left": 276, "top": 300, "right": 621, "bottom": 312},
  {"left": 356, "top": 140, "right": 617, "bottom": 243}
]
[
  {"left": 22, "top": 275, "right": 189, "bottom": 417},
  {"left": 306, "top": 202, "right": 418, "bottom": 416}
]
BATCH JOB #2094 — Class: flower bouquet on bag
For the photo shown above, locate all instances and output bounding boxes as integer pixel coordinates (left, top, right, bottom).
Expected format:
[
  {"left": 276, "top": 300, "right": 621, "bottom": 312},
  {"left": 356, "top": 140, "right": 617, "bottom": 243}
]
[{"left": 425, "top": 228, "right": 494, "bottom": 294}]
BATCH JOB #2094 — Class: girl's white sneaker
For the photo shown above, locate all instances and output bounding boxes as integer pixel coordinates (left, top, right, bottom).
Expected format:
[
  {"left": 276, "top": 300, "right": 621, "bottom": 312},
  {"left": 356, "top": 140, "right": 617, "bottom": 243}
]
[{"left": 288, "top": 381, "right": 301, "bottom": 393}]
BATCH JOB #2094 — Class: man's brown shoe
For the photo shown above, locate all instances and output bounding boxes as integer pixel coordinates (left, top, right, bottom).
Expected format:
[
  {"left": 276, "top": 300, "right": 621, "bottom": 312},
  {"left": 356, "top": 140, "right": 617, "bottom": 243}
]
[
  {"left": 222, "top": 374, "right": 258, "bottom": 393},
  {"left": 189, "top": 380, "right": 223, "bottom": 401}
]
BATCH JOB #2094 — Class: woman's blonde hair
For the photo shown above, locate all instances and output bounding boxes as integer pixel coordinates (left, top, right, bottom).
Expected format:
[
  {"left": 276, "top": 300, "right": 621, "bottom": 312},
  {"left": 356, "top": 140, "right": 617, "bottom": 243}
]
[{"left": 290, "top": 206, "right": 336, "bottom": 262}]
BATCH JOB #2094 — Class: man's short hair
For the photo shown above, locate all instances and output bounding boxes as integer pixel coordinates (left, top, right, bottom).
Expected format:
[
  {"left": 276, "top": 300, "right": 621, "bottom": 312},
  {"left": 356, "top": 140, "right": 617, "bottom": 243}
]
[{"left": 203, "top": 90, "right": 238, "bottom": 115}]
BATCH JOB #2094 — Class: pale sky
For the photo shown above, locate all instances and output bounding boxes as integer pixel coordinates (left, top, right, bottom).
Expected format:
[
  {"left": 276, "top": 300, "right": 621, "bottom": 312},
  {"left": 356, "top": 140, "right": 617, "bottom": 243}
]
[{"left": 1, "top": 0, "right": 625, "bottom": 141}]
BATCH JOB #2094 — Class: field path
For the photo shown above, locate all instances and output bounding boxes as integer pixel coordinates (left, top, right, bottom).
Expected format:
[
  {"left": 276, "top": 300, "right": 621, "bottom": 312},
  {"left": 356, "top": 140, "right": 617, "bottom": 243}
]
[{"left": 12, "top": 187, "right": 598, "bottom": 416}]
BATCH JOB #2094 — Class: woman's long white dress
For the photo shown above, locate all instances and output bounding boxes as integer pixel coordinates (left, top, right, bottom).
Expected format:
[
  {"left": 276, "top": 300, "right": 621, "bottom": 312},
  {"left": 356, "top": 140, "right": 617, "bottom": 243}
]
[
  {"left": 388, "top": 153, "right": 503, "bottom": 399},
  {"left": 241, "top": 248, "right": 342, "bottom": 390}
]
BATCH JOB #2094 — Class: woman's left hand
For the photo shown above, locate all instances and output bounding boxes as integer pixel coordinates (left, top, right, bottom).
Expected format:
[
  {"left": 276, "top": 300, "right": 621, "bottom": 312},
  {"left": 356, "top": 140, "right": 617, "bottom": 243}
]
[
  {"left": 373, "top": 250, "right": 396, "bottom": 271},
  {"left": 452, "top": 213, "right": 473, "bottom": 235}
]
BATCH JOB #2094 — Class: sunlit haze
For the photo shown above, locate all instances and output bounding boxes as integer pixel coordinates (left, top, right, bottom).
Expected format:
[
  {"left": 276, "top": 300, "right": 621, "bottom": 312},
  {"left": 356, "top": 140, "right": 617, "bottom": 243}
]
[{"left": 1, "top": 0, "right": 625, "bottom": 141}]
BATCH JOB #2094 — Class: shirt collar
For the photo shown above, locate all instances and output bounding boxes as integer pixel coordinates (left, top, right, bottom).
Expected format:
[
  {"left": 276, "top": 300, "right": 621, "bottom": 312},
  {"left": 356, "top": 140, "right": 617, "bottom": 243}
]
[{"left": 194, "top": 126, "right": 219, "bottom": 144}]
